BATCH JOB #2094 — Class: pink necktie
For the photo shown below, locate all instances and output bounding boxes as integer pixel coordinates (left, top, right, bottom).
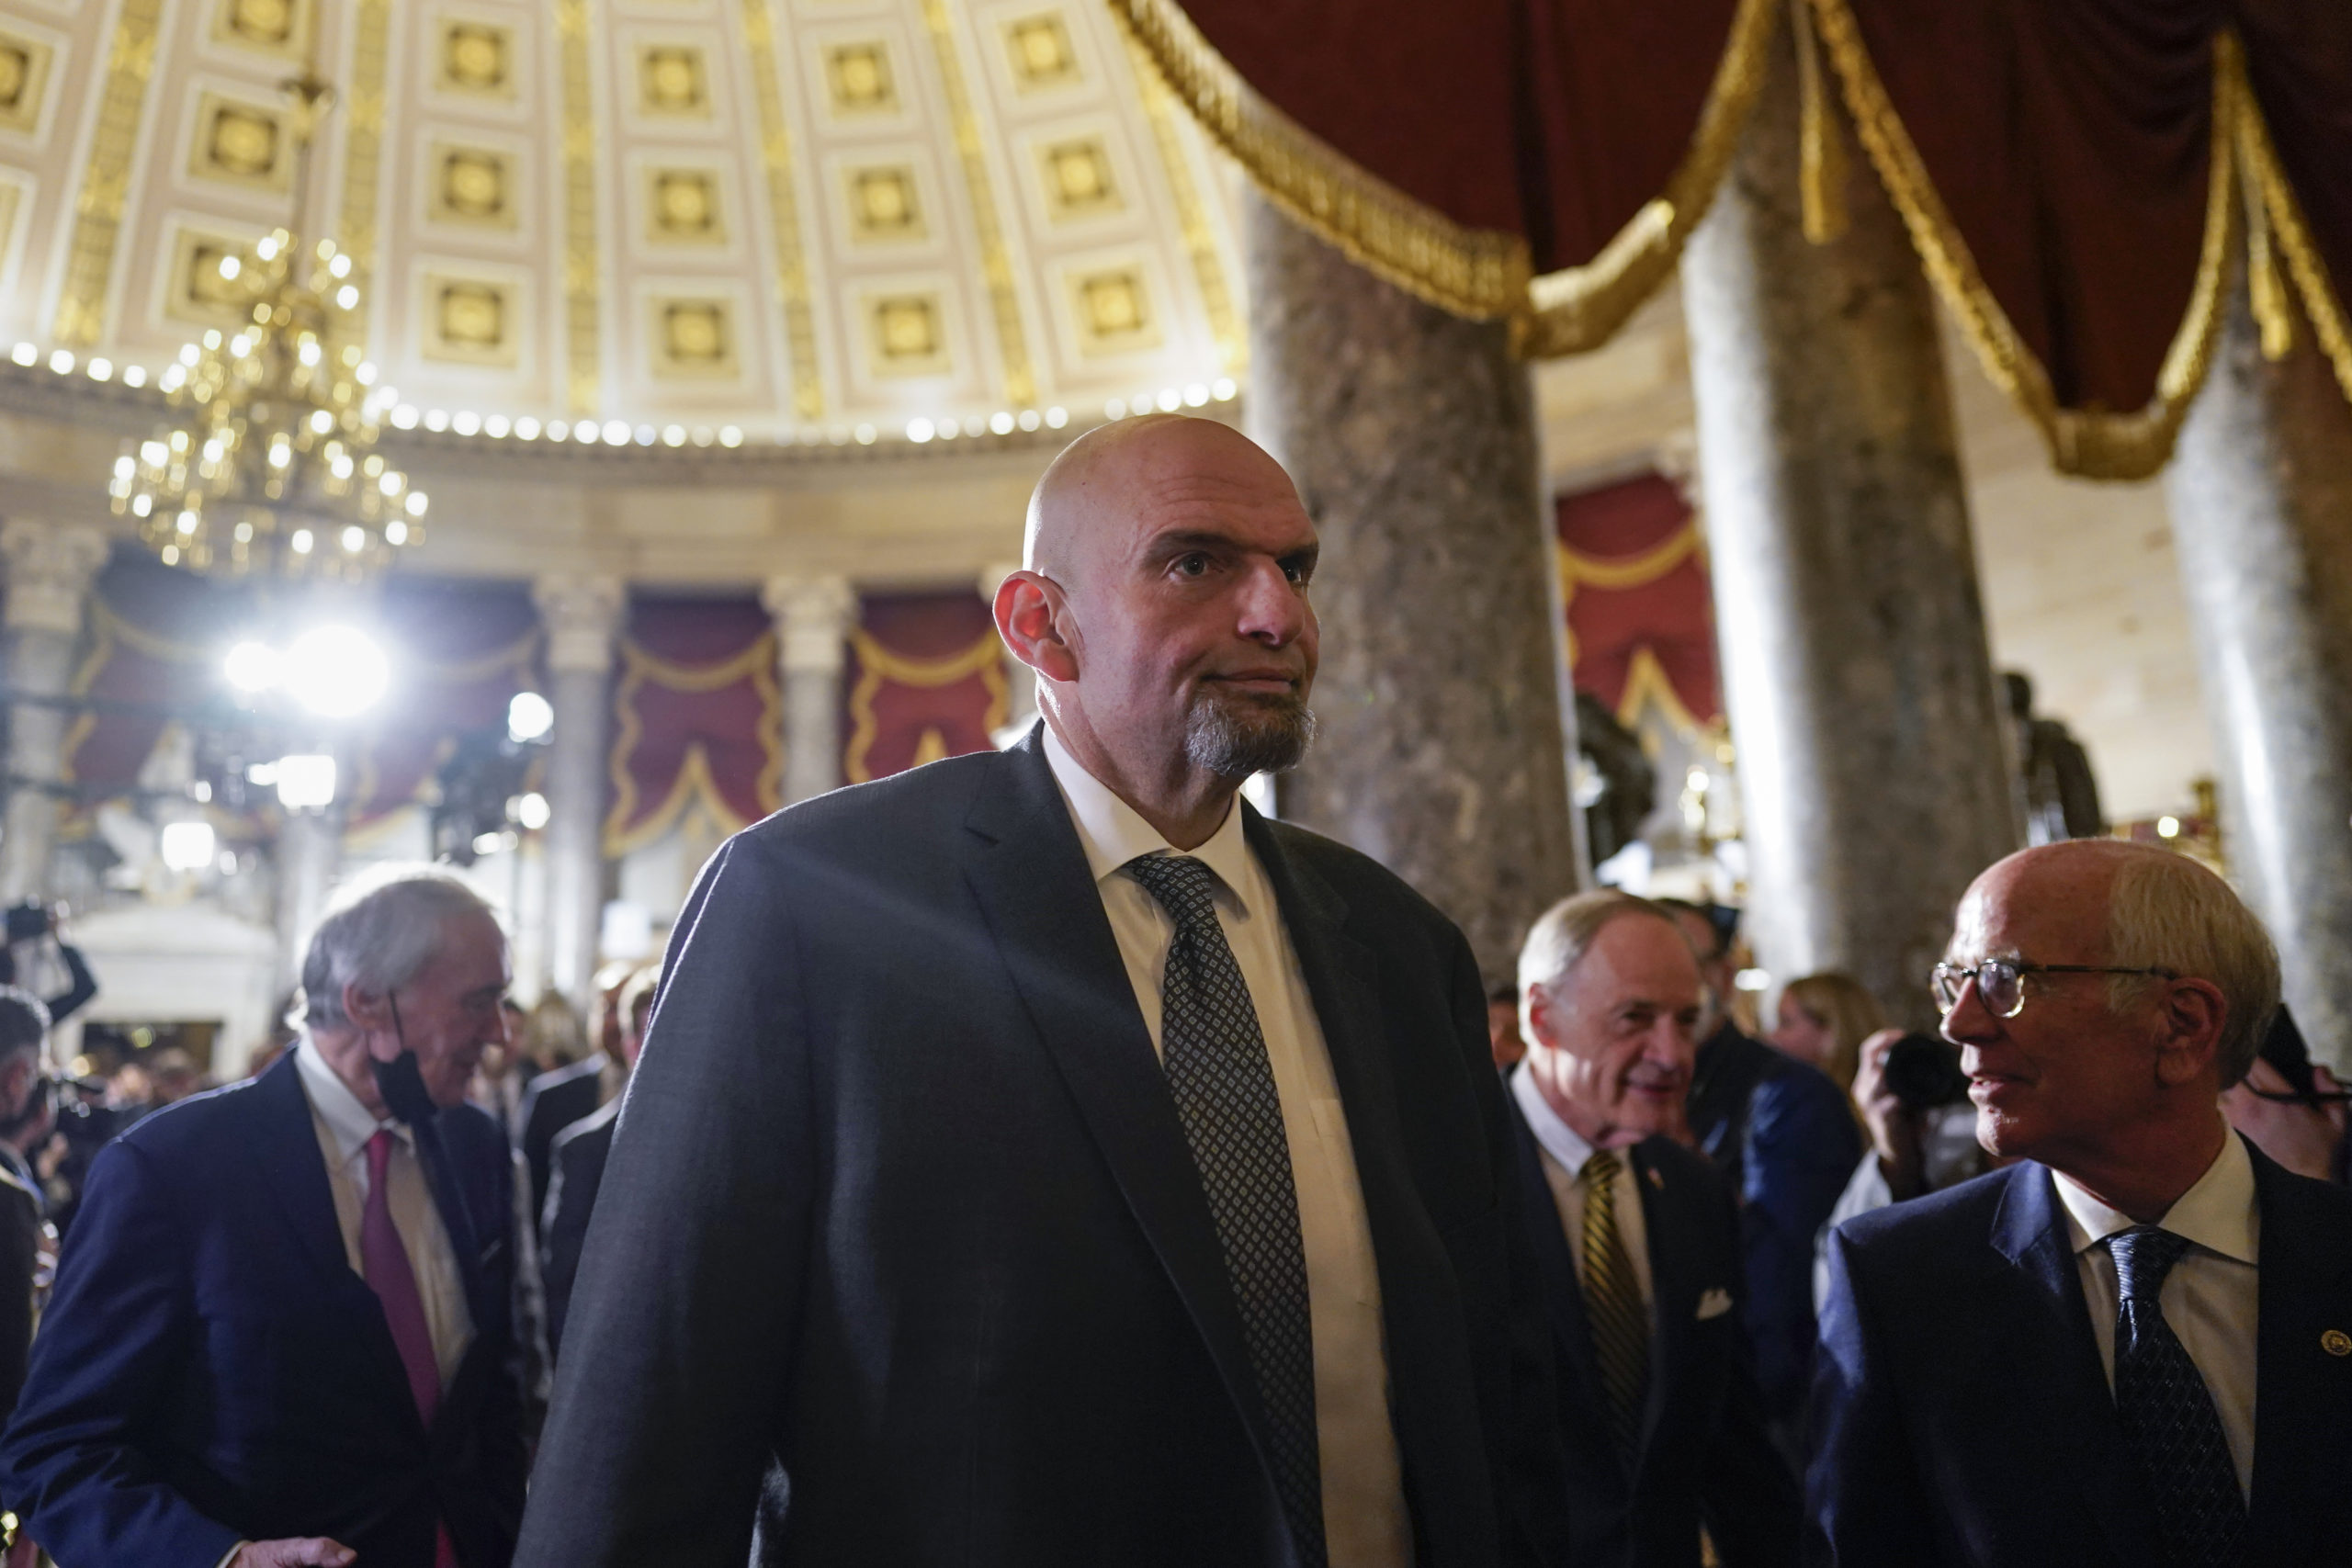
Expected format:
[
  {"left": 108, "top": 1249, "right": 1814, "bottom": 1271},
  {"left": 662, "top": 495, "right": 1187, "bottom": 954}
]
[{"left": 362, "top": 1131, "right": 461, "bottom": 1568}]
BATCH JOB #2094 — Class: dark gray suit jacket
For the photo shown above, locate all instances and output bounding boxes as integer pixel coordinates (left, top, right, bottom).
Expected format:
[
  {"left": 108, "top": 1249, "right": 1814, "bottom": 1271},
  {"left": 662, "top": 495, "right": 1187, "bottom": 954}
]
[{"left": 514, "top": 728, "right": 1567, "bottom": 1568}]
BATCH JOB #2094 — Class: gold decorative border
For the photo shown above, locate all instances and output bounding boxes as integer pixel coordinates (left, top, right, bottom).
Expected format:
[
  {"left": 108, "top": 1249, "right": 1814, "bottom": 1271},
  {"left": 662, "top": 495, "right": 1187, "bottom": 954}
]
[
  {"left": 919, "top": 0, "right": 1035, "bottom": 406},
  {"left": 2234, "top": 66, "right": 2352, "bottom": 405},
  {"left": 1807, "top": 0, "right": 2241, "bottom": 480},
  {"left": 1526, "top": 0, "right": 1779, "bottom": 355},
  {"left": 738, "top": 0, "right": 825, "bottom": 422},
  {"left": 842, "top": 627, "right": 1008, "bottom": 785},
  {"left": 1118, "top": 20, "right": 1244, "bottom": 376},
  {"left": 556, "top": 0, "right": 601, "bottom": 414},
  {"left": 1556, "top": 520, "right": 1704, "bottom": 610},
  {"left": 51, "top": 0, "right": 167, "bottom": 345},
  {"left": 333, "top": 0, "right": 393, "bottom": 333},
  {"left": 603, "top": 633, "right": 784, "bottom": 856},
  {"left": 1108, "top": 0, "right": 1531, "bottom": 323}
]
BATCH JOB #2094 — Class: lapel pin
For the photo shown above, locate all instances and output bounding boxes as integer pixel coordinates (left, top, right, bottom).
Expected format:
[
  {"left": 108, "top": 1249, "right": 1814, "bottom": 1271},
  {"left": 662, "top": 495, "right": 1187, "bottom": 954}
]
[
  {"left": 1645, "top": 1166, "right": 1665, "bottom": 1190},
  {"left": 2323, "top": 1330, "right": 2352, "bottom": 1358}
]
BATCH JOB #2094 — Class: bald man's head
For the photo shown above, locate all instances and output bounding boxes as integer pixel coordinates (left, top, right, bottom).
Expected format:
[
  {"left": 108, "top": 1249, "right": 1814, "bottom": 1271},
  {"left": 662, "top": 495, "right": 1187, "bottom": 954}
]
[{"left": 994, "top": 414, "right": 1321, "bottom": 807}]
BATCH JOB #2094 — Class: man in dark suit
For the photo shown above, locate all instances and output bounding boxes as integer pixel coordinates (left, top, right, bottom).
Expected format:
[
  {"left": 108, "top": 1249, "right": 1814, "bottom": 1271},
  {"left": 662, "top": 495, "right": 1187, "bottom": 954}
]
[
  {"left": 1812, "top": 840, "right": 2352, "bottom": 1566},
  {"left": 514, "top": 1039, "right": 604, "bottom": 1229},
  {"left": 540, "top": 964, "right": 656, "bottom": 1357},
  {"left": 1662, "top": 902, "right": 1859, "bottom": 1430},
  {"left": 1509, "top": 891, "right": 1797, "bottom": 1567},
  {"left": 0, "top": 867, "right": 526, "bottom": 1568},
  {"left": 515, "top": 414, "right": 1566, "bottom": 1568},
  {"left": 0, "top": 990, "right": 51, "bottom": 1424}
]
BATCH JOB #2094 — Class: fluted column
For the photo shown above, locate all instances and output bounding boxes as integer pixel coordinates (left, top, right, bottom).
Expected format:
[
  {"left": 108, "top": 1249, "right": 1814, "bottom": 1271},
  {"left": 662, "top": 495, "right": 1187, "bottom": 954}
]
[
  {"left": 276, "top": 797, "right": 345, "bottom": 992},
  {"left": 1243, "top": 194, "right": 1581, "bottom": 983},
  {"left": 2166, "top": 292, "right": 2352, "bottom": 1071},
  {"left": 980, "top": 561, "right": 1037, "bottom": 745},
  {"left": 533, "top": 574, "right": 624, "bottom": 1017},
  {"left": 763, "top": 576, "right": 856, "bottom": 804},
  {"left": 1679, "top": 35, "right": 2017, "bottom": 1028},
  {"left": 0, "top": 522, "right": 108, "bottom": 903}
]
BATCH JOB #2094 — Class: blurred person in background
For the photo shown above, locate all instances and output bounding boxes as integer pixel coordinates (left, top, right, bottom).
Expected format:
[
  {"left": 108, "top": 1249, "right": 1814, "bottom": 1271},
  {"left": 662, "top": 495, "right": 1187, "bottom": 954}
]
[
  {"left": 0, "top": 904, "right": 96, "bottom": 1029},
  {"left": 1488, "top": 982, "right": 1529, "bottom": 1071},
  {"left": 145, "top": 1047, "right": 206, "bottom": 1107},
  {"left": 2221, "top": 1007, "right": 2348, "bottom": 1186},
  {"left": 1657, "top": 901, "right": 1859, "bottom": 1441},
  {"left": 0, "top": 990, "right": 53, "bottom": 1424},
  {"left": 0, "top": 866, "right": 527, "bottom": 1568},
  {"left": 1766, "top": 974, "right": 1883, "bottom": 1096},
  {"left": 514, "top": 996, "right": 600, "bottom": 1227},
  {"left": 540, "top": 965, "right": 660, "bottom": 1358}
]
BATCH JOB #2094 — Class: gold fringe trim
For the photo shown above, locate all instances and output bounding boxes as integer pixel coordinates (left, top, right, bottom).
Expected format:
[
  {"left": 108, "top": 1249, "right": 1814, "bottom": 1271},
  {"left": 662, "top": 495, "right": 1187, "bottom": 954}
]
[
  {"left": 1108, "top": 0, "right": 1532, "bottom": 323},
  {"left": 604, "top": 636, "right": 784, "bottom": 856},
  {"left": 842, "top": 629, "right": 1008, "bottom": 785},
  {"left": 1526, "top": 0, "right": 1780, "bottom": 354},
  {"left": 1557, "top": 520, "right": 1705, "bottom": 607},
  {"left": 1807, "top": 0, "right": 2242, "bottom": 479},
  {"left": 2234, "top": 67, "right": 2352, "bottom": 405}
]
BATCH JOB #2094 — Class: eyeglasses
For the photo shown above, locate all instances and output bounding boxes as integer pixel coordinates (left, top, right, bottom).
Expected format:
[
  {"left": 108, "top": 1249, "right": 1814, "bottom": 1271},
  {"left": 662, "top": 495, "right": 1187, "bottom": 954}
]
[{"left": 1930, "top": 959, "right": 2178, "bottom": 1020}]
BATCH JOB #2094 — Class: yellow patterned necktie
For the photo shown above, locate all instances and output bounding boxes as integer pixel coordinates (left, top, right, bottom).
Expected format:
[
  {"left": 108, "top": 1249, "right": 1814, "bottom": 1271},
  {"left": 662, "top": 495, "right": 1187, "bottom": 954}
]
[{"left": 1579, "top": 1147, "right": 1650, "bottom": 1461}]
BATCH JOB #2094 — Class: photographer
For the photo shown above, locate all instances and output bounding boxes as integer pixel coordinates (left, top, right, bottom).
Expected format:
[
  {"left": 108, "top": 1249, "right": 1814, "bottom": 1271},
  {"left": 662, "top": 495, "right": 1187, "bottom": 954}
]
[
  {"left": 0, "top": 902, "right": 96, "bottom": 1028},
  {"left": 1812, "top": 1027, "right": 1991, "bottom": 1311},
  {"left": 0, "top": 989, "right": 52, "bottom": 1422}
]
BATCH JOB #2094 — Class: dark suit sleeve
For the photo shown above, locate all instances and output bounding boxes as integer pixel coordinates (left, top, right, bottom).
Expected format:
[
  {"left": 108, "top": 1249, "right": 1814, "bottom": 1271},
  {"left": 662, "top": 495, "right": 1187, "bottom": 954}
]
[
  {"left": 0, "top": 1183, "right": 36, "bottom": 1420},
  {"left": 540, "top": 1132, "right": 593, "bottom": 1359},
  {"left": 1805, "top": 1224, "right": 1930, "bottom": 1566},
  {"left": 513, "top": 834, "right": 811, "bottom": 1568},
  {"left": 0, "top": 1140, "right": 243, "bottom": 1568},
  {"left": 1739, "top": 1071, "right": 1862, "bottom": 1416},
  {"left": 1446, "top": 935, "right": 1573, "bottom": 1568},
  {"left": 1695, "top": 1179, "right": 1802, "bottom": 1568}
]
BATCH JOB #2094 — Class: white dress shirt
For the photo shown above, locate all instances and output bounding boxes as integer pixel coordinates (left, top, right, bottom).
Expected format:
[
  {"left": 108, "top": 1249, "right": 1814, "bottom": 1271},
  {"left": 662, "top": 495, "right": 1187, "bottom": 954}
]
[
  {"left": 294, "top": 1039, "right": 474, "bottom": 1390},
  {"left": 2052, "top": 1129, "right": 2259, "bottom": 1497},
  {"left": 1510, "top": 1064, "right": 1655, "bottom": 1311},
  {"left": 1043, "top": 725, "right": 1410, "bottom": 1568}
]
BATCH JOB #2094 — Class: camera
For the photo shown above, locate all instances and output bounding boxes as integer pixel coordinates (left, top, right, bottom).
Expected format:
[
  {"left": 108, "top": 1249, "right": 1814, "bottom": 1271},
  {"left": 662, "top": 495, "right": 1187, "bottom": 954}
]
[
  {"left": 1883, "top": 1032, "right": 1972, "bottom": 1111},
  {"left": 3, "top": 900, "right": 51, "bottom": 944}
]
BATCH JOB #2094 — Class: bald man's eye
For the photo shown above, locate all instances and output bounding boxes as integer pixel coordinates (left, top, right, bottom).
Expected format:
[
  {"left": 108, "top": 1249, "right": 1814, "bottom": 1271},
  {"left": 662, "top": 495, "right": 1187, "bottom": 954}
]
[{"left": 1173, "top": 553, "right": 1210, "bottom": 578}]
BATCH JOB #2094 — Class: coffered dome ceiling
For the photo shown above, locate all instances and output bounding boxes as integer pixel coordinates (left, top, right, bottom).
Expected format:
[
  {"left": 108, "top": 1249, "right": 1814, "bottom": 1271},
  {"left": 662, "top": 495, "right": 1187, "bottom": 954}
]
[{"left": 0, "top": 0, "right": 1246, "bottom": 444}]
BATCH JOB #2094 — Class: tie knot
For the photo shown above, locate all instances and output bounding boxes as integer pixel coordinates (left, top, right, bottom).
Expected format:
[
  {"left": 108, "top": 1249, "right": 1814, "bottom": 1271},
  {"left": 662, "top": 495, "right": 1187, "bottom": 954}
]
[
  {"left": 2110, "top": 1225, "right": 2191, "bottom": 1302},
  {"left": 1581, "top": 1147, "right": 1623, "bottom": 1188},
  {"left": 366, "top": 1127, "right": 398, "bottom": 1181},
  {"left": 1125, "top": 853, "right": 1221, "bottom": 930}
]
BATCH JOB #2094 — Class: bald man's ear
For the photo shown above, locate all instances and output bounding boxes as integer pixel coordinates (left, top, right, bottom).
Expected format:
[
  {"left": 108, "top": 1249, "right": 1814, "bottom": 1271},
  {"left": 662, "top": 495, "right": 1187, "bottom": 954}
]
[{"left": 994, "top": 570, "right": 1080, "bottom": 684}]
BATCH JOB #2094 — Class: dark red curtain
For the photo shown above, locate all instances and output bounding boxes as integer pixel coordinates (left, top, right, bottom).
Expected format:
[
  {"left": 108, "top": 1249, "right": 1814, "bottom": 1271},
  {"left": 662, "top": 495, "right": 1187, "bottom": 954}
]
[
  {"left": 605, "top": 596, "right": 780, "bottom": 853},
  {"left": 1557, "top": 474, "right": 1720, "bottom": 733},
  {"left": 842, "top": 592, "right": 1008, "bottom": 784}
]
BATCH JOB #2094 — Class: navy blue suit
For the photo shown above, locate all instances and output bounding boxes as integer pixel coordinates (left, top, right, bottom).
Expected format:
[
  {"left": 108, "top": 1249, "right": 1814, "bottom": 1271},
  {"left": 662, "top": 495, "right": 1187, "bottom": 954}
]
[
  {"left": 1686, "top": 1025, "right": 1860, "bottom": 1422},
  {"left": 1508, "top": 1108, "right": 1798, "bottom": 1568},
  {"left": 0, "top": 1053, "right": 528, "bottom": 1568},
  {"left": 1810, "top": 1141, "right": 2352, "bottom": 1566}
]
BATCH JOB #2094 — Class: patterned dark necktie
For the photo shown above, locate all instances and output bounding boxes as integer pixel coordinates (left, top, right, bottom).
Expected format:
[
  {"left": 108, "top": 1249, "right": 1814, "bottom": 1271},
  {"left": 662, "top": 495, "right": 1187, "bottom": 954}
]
[
  {"left": 1578, "top": 1147, "right": 1650, "bottom": 1461},
  {"left": 1125, "top": 852, "right": 1325, "bottom": 1568},
  {"left": 2109, "top": 1226, "right": 2245, "bottom": 1568}
]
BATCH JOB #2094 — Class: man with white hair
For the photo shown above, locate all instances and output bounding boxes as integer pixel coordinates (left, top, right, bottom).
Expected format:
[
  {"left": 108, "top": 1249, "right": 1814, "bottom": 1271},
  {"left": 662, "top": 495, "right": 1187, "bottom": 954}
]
[
  {"left": 1811, "top": 840, "right": 2352, "bottom": 1565},
  {"left": 1507, "top": 892, "right": 1797, "bottom": 1567},
  {"left": 0, "top": 866, "right": 526, "bottom": 1568}
]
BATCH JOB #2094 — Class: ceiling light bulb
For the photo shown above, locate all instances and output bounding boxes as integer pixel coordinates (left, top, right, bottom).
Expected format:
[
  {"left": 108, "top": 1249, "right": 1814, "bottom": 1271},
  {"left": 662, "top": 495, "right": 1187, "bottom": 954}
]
[{"left": 285, "top": 626, "right": 389, "bottom": 716}]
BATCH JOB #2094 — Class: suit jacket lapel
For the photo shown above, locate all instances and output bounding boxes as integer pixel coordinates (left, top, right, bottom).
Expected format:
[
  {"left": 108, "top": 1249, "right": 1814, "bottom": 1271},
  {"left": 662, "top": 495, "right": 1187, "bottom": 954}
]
[
  {"left": 959, "top": 735, "right": 1282, "bottom": 1475},
  {"left": 1989, "top": 1164, "right": 2160, "bottom": 1567},
  {"left": 2245, "top": 1141, "right": 2352, "bottom": 1557},
  {"left": 416, "top": 1112, "right": 492, "bottom": 1342}
]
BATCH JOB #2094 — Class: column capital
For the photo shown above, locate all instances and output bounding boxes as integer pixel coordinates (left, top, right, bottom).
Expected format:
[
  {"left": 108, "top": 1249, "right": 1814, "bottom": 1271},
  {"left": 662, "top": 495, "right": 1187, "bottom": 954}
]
[
  {"left": 532, "top": 573, "right": 626, "bottom": 674},
  {"left": 1, "top": 521, "right": 108, "bottom": 637},
  {"left": 762, "top": 575, "right": 858, "bottom": 675}
]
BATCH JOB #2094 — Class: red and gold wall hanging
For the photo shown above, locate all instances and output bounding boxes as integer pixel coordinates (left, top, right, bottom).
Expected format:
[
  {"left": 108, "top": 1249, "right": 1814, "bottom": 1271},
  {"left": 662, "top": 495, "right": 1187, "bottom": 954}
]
[
  {"left": 842, "top": 592, "right": 1009, "bottom": 784},
  {"left": 1558, "top": 472, "right": 1720, "bottom": 739},
  {"left": 604, "top": 595, "right": 782, "bottom": 856}
]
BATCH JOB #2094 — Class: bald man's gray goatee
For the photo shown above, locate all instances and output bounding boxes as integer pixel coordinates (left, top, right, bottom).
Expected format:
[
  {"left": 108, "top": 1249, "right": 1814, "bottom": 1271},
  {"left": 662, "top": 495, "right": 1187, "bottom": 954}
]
[{"left": 1184, "top": 694, "right": 1316, "bottom": 779}]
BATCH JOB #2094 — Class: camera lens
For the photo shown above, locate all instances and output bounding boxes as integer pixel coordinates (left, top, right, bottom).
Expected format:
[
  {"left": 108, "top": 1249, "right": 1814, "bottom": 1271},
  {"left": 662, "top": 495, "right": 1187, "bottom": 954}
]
[{"left": 1883, "top": 1032, "right": 1971, "bottom": 1110}]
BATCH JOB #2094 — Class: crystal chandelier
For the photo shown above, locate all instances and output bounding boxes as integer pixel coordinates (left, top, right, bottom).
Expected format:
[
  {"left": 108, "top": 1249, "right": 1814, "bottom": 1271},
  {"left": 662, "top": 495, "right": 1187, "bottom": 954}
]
[{"left": 108, "top": 75, "right": 425, "bottom": 581}]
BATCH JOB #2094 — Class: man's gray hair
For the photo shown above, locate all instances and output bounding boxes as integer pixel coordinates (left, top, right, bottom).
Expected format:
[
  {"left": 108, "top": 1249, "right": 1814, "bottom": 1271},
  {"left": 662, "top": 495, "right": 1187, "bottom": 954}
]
[
  {"left": 2103, "top": 844, "right": 2279, "bottom": 1088},
  {"left": 300, "top": 864, "right": 503, "bottom": 1033},
  {"left": 1517, "top": 889, "right": 1685, "bottom": 1041}
]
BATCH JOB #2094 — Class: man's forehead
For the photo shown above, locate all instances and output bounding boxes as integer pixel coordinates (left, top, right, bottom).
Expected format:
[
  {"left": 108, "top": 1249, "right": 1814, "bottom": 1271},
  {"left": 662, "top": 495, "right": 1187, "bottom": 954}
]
[{"left": 1125, "top": 471, "right": 1314, "bottom": 547}]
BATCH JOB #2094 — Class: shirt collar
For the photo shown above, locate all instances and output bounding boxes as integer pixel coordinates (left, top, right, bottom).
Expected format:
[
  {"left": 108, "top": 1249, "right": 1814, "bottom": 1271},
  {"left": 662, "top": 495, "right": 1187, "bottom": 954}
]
[
  {"left": 2051, "top": 1126, "right": 2258, "bottom": 1266},
  {"left": 1042, "top": 720, "right": 1255, "bottom": 916},
  {"left": 294, "top": 1037, "right": 408, "bottom": 1166},
  {"left": 1510, "top": 1062, "right": 1600, "bottom": 1180}
]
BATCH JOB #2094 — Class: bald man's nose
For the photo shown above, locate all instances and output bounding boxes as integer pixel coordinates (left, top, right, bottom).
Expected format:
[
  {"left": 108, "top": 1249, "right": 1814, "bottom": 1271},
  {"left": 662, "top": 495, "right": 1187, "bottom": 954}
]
[{"left": 1233, "top": 559, "right": 1310, "bottom": 643}]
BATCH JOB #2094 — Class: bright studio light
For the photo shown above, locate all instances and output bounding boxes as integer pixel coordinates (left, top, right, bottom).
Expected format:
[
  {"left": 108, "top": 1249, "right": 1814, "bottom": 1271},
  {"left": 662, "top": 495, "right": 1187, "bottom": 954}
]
[
  {"left": 283, "top": 626, "right": 389, "bottom": 717},
  {"left": 514, "top": 791, "right": 551, "bottom": 830},
  {"left": 507, "top": 690, "right": 554, "bottom": 742},
  {"left": 275, "top": 753, "right": 338, "bottom": 810},
  {"left": 223, "top": 640, "right": 280, "bottom": 693},
  {"left": 159, "top": 820, "right": 218, "bottom": 872}
]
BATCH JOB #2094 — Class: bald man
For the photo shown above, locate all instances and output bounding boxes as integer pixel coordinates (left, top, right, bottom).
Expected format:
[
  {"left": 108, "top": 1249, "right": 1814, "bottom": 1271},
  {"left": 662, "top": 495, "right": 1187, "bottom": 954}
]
[
  {"left": 1810, "top": 841, "right": 2352, "bottom": 1566},
  {"left": 515, "top": 416, "right": 1568, "bottom": 1568}
]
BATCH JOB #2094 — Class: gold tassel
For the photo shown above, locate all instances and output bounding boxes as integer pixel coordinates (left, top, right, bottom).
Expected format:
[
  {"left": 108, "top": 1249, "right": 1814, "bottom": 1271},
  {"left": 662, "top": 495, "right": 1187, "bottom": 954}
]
[{"left": 1792, "top": 0, "right": 1849, "bottom": 243}]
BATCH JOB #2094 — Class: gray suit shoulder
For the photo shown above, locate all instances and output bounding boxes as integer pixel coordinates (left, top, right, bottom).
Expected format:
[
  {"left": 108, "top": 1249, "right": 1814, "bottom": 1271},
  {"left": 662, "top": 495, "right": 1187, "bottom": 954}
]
[{"left": 736, "top": 748, "right": 1001, "bottom": 861}]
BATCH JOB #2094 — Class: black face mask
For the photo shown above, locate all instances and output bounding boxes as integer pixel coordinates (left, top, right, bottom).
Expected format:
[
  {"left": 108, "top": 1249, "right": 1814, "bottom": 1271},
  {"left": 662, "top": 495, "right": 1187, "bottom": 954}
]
[{"left": 371, "top": 994, "right": 441, "bottom": 1128}]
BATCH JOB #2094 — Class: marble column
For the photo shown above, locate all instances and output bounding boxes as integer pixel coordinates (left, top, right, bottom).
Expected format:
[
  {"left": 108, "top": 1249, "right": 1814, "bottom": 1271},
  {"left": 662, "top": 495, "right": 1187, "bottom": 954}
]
[
  {"left": 1680, "top": 36, "right": 2017, "bottom": 1030},
  {"left": 1243, "top": 194, "right": 1580, "bottom": 983},
  {"left": 275, "top": 795, "right": 345, "bottom": 993},
  {"left": 533, "top": 574, "right": 624, "bottom": 1018},
  {"left": 763, "top": 576, "right": 856, "bottom": 804},
  {"left": 980, "top": 561, "right": 1037, "bottom": 745},
  {"left": 2166, "top": 292, "right": 2352, "bottom": 1071},
  {"left": 0, "top": 521, "right": 108, "bottom": 903}
]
